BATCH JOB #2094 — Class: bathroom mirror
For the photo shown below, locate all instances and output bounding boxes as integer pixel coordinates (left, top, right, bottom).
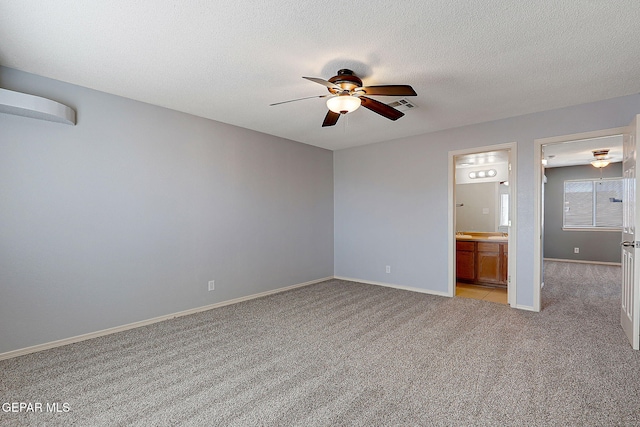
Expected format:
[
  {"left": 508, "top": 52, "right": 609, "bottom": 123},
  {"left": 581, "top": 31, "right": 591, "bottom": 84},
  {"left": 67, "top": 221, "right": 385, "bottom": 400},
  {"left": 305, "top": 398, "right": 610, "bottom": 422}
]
[{"left": 456, "top": 182, "right": 509, "bottom": 233}]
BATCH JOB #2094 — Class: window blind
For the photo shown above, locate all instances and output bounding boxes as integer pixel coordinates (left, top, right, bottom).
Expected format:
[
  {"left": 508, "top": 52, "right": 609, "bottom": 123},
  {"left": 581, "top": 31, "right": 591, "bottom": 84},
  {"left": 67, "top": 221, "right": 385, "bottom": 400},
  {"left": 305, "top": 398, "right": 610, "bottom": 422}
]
[{"left": 563, "top": 178, "right": 622, "bottom": 229}]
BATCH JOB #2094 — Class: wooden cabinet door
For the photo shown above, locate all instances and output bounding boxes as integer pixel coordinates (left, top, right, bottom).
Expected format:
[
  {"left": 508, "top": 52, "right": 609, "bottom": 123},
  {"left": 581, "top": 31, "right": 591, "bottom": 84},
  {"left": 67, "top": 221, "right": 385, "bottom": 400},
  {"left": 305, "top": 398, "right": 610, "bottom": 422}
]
[
  {"left": 456, "top": 241, "right": 475, "bottom": 281},
  {"left": 476, "top": 242, "right": 501, "bottom": 284},
  {"left": 457, "top": 249, "right": 475, "bottom": 281}
]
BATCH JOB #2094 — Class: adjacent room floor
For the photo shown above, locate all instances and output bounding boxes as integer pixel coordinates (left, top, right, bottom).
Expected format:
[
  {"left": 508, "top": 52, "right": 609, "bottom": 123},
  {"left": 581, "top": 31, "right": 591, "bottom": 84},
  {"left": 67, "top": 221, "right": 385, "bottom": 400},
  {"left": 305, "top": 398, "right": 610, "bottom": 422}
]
[{"left": 456, "top": 282, "right": 508, "bottom": 304}]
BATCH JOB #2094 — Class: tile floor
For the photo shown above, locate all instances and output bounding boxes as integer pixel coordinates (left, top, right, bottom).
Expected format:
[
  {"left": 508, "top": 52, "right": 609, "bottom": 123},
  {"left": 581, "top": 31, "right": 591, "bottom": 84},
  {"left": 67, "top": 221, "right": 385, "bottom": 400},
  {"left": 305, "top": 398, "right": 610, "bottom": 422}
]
[{"left": 456, "top": 283, "right": 508, "bottom": 305}]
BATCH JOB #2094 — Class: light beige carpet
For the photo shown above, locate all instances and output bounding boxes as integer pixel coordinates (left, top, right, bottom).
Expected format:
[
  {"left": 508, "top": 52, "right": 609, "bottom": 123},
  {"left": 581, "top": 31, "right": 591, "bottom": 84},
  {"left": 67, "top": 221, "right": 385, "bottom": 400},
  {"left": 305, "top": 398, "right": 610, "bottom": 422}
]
[{"left": 1, "top": 261, "right": 639, "bottom": 426}]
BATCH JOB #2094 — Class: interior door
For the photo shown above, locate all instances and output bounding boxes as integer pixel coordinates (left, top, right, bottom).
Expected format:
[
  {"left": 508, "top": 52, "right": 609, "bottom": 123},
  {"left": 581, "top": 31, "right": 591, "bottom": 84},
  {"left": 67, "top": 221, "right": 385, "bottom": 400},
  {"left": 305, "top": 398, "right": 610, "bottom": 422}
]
[{"left": 621, "top": 114, "right": 640, "bottom": 350}]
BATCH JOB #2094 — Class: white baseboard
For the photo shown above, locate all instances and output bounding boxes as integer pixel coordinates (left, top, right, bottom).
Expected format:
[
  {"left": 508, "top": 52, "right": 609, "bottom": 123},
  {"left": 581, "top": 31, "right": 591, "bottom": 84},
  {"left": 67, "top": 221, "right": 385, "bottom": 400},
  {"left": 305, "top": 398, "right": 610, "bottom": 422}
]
[
  {"left": 544, "top": 258, "right": 621, "bottom": 266},
  {"left": 0, "top": 276, "right": 332, "bottom": 361},
  {"left": 334, "top": 276, "right": 450, "bottom": 297},
  {"left": 335, "top": 276, "right": 547, "bottom": 312}
]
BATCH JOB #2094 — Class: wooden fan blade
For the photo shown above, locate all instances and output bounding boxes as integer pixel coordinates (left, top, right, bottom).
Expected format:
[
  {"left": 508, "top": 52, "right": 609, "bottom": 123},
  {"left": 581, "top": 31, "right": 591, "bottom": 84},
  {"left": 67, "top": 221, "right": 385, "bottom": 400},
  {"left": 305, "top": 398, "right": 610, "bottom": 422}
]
[
  {"left": 359, "top": 85, "right": 417, "bottom": 96},
  {"left": 359, "top": 96, "right": 404, "bottom": 121},
  {"left": 270, "top": 94, "right": 329, "bottom": 106},
  {"left": 322, "top": 110, "right": 341, "bottom": 127},
  {"left": 303, "top": 76, "right": 342, "bottom": 91}
]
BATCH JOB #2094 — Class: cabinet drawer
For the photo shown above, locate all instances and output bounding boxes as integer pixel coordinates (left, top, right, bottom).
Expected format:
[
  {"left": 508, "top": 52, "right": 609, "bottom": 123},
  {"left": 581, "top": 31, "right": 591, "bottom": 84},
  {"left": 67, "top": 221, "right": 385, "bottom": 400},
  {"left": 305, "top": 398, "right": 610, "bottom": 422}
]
[
  {"left": 477, "top": 242, "right": 500, "bottom": 252},
  {"left": 456, "top": 241, "right": 475, "bottom": 251}
]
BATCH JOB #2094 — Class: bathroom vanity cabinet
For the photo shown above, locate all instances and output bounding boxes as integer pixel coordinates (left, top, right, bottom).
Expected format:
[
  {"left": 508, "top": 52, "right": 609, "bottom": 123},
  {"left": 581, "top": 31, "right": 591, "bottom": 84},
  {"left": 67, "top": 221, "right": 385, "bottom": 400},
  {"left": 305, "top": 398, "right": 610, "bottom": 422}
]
[{"left": 456, "top": 237, "right": 508, "bottom": 287}]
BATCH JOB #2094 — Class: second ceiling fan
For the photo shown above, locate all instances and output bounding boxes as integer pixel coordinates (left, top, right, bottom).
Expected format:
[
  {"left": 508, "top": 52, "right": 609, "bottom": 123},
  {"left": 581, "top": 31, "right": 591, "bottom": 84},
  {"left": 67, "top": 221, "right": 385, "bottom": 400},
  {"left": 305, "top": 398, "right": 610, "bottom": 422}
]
[{"left": 271, "top": 69, "right": 417, "bottom": 127}]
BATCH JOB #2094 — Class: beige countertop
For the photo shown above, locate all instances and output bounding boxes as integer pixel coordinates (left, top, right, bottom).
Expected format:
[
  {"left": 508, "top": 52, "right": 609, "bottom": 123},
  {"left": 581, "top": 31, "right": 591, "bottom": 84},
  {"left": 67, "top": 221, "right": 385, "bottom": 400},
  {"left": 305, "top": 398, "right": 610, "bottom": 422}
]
[{"left": 456, "top": 234, "right": 508, "bottom": 242}]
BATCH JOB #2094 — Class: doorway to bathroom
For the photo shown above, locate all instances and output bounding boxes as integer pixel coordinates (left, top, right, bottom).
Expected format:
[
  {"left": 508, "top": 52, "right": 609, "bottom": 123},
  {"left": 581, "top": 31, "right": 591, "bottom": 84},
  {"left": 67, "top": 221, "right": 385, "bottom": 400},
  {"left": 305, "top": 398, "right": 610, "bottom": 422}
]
[{"left": 448, "top": 143, "right": 517, "bottom": 307}]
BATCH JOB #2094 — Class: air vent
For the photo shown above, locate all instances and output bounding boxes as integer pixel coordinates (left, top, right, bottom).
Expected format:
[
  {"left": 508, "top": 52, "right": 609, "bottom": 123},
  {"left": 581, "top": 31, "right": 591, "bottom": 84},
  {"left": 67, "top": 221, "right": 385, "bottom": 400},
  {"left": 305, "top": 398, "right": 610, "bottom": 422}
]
[{"left": 386, "top": 98, "right": 416, "bottom": 111}]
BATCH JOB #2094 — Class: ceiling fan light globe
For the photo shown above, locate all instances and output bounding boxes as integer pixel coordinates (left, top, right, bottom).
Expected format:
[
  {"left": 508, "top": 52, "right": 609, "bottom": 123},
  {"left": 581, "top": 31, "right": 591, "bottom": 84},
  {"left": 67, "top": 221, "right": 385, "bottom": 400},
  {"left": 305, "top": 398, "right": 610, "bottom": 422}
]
[
  {"left": 326, "top": 95, "right": 361, "bottom": 114},
  {"left": 591, "top": 159, "right": 610, "bottom": 168}
]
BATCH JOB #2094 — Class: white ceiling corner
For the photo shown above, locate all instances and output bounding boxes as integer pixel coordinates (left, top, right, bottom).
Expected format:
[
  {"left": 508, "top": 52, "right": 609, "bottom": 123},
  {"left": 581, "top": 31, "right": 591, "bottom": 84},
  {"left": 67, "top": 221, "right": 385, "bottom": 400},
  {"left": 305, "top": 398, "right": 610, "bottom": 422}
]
[{"left": 1, "top": 1, "right": 640, "bottom": 151}]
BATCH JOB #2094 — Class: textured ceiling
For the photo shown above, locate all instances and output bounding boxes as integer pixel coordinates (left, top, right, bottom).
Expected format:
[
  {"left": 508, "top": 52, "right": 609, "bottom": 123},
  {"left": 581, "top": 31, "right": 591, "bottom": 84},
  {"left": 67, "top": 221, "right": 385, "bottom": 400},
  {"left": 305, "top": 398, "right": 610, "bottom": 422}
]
[
  {"left": 543, "top": 135, "right": 623, "bottom": 168},
  {"left": 1, "top": 1, "right": 640, "bottom": 151}
]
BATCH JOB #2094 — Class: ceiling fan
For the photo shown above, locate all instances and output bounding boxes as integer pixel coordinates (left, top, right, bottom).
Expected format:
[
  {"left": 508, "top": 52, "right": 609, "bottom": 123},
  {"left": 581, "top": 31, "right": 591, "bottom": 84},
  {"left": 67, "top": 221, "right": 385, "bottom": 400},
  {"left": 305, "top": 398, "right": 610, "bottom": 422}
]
[
  {"left": 270, "top": 69, "right": 417, "bottom": 127},
  {"left": 591, "top": 149, "right": 611, "bottom": 168}
]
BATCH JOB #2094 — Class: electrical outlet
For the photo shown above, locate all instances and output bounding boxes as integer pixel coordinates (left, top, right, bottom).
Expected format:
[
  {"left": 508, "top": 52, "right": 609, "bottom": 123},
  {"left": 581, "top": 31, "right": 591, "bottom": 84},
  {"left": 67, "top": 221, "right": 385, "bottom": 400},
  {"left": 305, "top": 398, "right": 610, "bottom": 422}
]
[
  {"left": 574, "top": 248, "right": 579, "bottom": 254},
  {"left": 208, "top": 280, "right": 215, "bottom": 291},
  {"left": 385, "top": 265, "right": 391, "bottom": 274}
]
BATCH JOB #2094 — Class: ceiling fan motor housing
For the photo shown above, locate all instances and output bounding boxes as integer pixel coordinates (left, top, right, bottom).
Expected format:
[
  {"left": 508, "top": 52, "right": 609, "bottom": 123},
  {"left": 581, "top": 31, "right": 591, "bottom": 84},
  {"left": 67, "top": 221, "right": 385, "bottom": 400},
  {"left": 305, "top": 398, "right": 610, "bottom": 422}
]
[
  {"left": 328, "top": 69, "right": 362, "bottom": 93},
  {"left": 593, "top": 149, "right": 609, "bottom": 159}
]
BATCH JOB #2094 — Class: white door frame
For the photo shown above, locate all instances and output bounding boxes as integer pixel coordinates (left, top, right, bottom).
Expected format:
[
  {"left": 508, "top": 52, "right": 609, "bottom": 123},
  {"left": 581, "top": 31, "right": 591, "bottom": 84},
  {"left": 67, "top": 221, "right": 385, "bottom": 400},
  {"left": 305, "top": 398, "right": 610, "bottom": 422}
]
[
  {"left": 448, "top": 142, "right": 517, "bottom": 307},
  {"left": 533, "top": 126, "right": 627, "bottom": 312}
]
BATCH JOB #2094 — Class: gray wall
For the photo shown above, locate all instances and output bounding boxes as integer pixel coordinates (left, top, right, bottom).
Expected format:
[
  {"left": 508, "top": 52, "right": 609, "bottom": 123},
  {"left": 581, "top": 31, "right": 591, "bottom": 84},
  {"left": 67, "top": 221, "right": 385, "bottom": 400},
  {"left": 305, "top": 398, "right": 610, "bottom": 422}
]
[
  {"left": 0, "top": 67, "right": 334, "bottom": 354},
  {"left": 334, "top": 94, "right": 640, "bottom": 308},
  {"left": 543, "top": 163, "right": 622, "bottom": 263}
]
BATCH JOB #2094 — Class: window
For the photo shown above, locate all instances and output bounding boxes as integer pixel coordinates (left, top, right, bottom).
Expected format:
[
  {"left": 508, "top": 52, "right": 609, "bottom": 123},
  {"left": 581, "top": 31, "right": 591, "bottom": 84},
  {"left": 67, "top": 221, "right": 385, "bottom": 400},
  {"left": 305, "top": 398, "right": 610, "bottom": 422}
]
[
  {"left": 499, "top": 193, "right": 509, "bottom": 227},
  {"left": 563, "top": 178, "right": 623, "bottom": 229}
]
